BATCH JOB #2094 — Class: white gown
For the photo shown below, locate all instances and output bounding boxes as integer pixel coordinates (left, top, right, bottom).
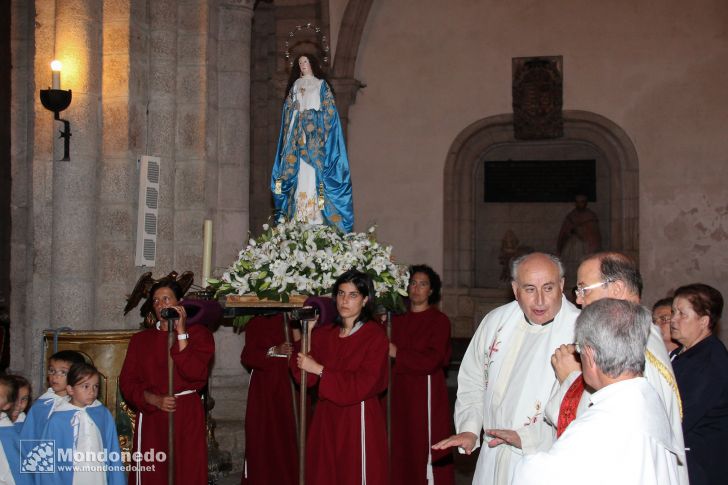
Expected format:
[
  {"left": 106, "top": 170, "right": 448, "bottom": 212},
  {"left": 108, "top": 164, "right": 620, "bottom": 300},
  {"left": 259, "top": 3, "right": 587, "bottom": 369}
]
[
  {"left": 454, "top": 297, "right": 580, "bottom": 485},
  {"left": 542, "top": 323, "right": 688, "bottom": 485},
  {"left": 287, "top": 75, "right": 325, "bottom": 225},
  {"left": 513, "top": 378, "right": 684, "bottom": 485}
]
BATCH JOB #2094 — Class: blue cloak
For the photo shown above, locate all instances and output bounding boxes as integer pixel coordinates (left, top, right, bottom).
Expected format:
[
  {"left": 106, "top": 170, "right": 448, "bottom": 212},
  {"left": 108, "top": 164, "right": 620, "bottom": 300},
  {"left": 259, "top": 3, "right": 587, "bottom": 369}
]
[
  {"left": 0, "top": 412, "right": 27, "bottom": 484},
  {"left": 27, "top": 401, "right": 125, "bottom": 485},
  {"left": 18, "top": 390, "right": 60, "bottom": 441},
  {"left": 270, "top": 80, "right": 354, "bottom": 233}
]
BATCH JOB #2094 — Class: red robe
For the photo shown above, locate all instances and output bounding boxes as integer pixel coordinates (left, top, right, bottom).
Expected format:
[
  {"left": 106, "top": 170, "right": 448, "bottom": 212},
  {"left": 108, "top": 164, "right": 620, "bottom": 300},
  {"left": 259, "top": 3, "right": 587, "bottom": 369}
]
[
  {"left": 391, "top": 307, "right": 455, "bottom": 485},
  {"left": 292, "top": 321, "right": 389, "bottom": 485},
  {"left": 119, "top": 324, "right": 215, "bottom": 485},
  {"left": 240, "top": 314, "right": 299, "bottom": 485}
]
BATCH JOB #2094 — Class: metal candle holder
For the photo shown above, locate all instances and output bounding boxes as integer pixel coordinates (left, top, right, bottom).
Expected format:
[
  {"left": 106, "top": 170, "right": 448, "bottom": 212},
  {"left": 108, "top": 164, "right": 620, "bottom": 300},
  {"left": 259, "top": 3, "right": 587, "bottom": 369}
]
[{"left": 39, "top": 88, "right": 72, "bottom": 161}]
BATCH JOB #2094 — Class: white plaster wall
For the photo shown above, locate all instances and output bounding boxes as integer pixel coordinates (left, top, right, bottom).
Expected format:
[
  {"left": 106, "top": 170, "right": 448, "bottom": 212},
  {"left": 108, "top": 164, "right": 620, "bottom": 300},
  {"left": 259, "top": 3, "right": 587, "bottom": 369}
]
[{"left": 346, "top": 0, "right": 728, "bottom": 338}]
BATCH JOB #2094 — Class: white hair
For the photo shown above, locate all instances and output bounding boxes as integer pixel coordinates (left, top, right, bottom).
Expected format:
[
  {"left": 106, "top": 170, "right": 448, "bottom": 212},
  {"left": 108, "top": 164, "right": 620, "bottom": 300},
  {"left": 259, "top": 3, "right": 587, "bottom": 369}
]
[
  {"left": 575, "top": 298, "right": 651, "bottom": 377},
  {"left": 510, "top": 252, "right": 565, "bottom": 282}
]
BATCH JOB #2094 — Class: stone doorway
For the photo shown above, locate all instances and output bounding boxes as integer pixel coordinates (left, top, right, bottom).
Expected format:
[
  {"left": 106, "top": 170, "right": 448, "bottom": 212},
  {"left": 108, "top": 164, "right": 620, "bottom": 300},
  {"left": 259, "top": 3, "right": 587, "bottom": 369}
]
[{"left": 442, "top": 110, "right": 639, "bottom": 336}]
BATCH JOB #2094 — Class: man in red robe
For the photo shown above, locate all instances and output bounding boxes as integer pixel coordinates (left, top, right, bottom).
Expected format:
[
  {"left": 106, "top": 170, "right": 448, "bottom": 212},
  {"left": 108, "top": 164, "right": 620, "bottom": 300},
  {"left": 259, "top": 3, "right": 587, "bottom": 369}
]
[
  {"left": 390, "top": 264, "right": 455, "bottom": 485},
  {"left": 240, "top": 313, "right": 300, "bottom": 485},
  {"left": 120, "top": 281, "right": 215, "bottom": 485}
]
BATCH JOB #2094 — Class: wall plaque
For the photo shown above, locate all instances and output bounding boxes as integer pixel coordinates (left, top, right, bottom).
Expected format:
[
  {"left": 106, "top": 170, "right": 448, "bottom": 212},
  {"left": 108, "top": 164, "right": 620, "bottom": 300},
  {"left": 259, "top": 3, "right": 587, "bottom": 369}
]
[{"left": 512, "top": 56, "right": 564, "bottom": 140}]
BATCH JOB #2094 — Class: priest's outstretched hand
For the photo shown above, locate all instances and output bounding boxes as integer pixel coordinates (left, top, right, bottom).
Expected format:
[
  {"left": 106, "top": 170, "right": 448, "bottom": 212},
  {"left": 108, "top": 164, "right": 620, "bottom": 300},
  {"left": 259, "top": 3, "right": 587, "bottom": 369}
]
[
  {"left": 432, "top": 432, "right": 478, "bottom": 455},
  {"left": 485, "top": 428, "right": 522, "bottom": 449}
]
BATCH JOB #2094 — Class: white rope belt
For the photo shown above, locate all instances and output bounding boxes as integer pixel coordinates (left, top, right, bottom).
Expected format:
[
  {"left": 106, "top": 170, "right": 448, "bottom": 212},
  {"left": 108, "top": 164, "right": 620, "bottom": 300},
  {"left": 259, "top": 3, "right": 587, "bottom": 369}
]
[
  {"left": 427, "top": 374, "right": 434, "bottom": 484},
  {"left": 361, "top": 401, "right": 367, "bottom": 485},
  {"left": 135, "top": 389, "right": 197, "bottom": 484}
]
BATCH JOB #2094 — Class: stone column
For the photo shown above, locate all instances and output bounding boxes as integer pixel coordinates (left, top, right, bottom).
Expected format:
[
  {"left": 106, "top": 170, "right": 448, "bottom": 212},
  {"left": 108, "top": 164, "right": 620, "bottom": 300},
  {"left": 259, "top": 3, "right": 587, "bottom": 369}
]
[
  {"left": 49, "top": 0, "right": 102, "bottom": 329},
  {"left": 95, "top": 0, "right": 150, "bottom": 327},
  {"left": 148, "top": 0, "right": 179, "bottom": 274},
  {"left": 10, "top": 0, "right": 41, "bottom": 373},
  {"left": 216, "top": 0, "right": 252, "bottom": 268},
  {"left": 329, "top": 77, "right": 362, "bottom": 140},
  {"left": 208, "top": 0, "right": 254, "bottom": 469},
  {"left": 173, "top": 0, "right": 211, "bottom": 273}
]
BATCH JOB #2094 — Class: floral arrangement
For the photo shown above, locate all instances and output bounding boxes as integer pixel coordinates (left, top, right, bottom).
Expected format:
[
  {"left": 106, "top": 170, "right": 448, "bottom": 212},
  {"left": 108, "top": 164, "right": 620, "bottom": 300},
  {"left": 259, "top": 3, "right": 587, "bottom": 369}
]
[{"left": 209, "top": 221, "right": 409, "bottom": 313}]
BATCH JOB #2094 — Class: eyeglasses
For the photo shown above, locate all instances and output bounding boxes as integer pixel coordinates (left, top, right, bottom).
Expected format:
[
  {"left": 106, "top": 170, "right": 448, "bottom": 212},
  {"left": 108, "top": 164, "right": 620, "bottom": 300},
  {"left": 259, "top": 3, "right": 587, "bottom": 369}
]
[
  {"left": 47, "top": 369, "right": 68, "bottom": 376},
  {"left": 574, "top": 280, "right": 612, "bottom": 298},
  {"left": 653, "top": 315, "right": 672, "bottom": 324}
]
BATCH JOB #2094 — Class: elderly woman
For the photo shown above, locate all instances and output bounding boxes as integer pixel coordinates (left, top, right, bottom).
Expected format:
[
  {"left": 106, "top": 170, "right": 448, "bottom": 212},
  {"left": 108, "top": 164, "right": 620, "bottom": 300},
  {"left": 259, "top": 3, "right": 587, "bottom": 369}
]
[
  {"left": 293, "top": 269, "right": 389, "bottom": 485},
  {"left": 670, "top": 283, "right": 728, "bottom": 485}
]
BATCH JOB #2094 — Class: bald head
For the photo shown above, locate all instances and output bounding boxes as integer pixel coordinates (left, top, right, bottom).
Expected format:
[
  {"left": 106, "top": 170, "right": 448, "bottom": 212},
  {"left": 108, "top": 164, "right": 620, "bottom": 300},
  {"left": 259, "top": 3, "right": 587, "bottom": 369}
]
[
  {"left": 576, "top": 252, "right": 642, "bottom": 307},
  {"left": 511, "top": 253, "right": 565, "bottom": 325}
]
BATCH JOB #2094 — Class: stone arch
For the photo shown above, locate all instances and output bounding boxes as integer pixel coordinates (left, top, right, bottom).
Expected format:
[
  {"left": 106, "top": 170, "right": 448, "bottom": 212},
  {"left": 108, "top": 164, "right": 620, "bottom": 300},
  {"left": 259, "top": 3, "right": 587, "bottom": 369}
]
[
  {"left": 331, "top": 0, "right": 374, "bottom": 79},
  {"left": 443, "top": 110, "right": 639, "bottom": 289},
  {"left": 329, "top": 0, "right": 374, "bottom": 135}
]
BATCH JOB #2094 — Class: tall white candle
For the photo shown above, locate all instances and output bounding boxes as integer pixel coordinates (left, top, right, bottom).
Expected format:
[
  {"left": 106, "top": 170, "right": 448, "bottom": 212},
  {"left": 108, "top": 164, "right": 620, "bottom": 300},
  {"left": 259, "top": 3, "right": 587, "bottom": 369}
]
[
  {"left": 202, "top": 219, "right": 213, "bottom": 287},
  {"left": 50, "top": 60, "right": 62, "bottom": 89}
]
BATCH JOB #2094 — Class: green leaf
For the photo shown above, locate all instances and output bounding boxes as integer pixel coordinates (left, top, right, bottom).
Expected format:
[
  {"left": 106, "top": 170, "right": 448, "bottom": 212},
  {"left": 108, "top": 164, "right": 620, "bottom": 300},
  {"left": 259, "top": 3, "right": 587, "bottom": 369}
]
[{"left": 233, "top": 315, "right": 254, "bottom": 329}]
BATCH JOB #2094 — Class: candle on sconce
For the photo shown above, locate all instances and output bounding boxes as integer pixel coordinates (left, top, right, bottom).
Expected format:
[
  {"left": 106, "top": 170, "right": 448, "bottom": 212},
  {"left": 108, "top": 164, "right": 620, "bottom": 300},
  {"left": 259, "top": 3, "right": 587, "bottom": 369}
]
[
  {"left": 201, "top": 219, "right": 213, "bottom": 287},
  {"left": 50, "top": 60, "right": 62, "bottom": 90}
]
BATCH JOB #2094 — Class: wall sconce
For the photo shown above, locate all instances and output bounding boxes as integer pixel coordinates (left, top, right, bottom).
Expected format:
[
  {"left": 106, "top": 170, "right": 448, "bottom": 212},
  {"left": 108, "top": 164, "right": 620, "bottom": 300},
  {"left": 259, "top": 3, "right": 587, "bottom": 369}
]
[{"left": 39, "top": 60, "right": 72, "bottom": 161}]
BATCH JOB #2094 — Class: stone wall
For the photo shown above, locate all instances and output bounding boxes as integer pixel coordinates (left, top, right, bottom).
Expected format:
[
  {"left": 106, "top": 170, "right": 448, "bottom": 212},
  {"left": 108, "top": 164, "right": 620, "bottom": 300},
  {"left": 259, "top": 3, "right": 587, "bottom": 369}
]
[
  {"left": 344, "top": 0, "right": 728, "bottom": 342},
  {"left": 10, "top": 0, "right": 253, "bottom": 442}
]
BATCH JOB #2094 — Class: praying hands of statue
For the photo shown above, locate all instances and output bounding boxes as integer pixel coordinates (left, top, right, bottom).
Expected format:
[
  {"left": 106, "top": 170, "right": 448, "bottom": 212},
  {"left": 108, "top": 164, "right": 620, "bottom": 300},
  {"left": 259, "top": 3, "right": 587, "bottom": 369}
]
[
  {"left": 485, "top": 429, "right": 522, "bottom": 449},
  {"left": 432, "top": 432, "right": 478, "bottom": 455},
  {"left": 551, "top": 344, "right": 582, "bottom": 383}
]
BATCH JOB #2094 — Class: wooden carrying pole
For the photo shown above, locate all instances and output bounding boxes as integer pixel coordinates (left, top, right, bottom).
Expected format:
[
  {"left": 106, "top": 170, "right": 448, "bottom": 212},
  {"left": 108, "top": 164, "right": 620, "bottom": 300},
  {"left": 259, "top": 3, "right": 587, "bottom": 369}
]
[
  {"left": 167, "top": 322, "right": 175, "bottom": 485},
  {"left": 283, "top": 314, "right": 300, "bottom": 439},
  {"left": 298, "top": 319, "right": 311, "bottom": 485}
]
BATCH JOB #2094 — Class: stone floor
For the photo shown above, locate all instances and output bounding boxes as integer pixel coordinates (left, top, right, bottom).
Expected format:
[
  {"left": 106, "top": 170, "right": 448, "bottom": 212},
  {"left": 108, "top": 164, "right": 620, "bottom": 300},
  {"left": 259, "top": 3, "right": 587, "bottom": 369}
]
[
  {"left": 214, "top": 451, "right": 478, "bottom": 485},
  {"left": 214, "top": 338, "right": 479, "bottom": 485}
]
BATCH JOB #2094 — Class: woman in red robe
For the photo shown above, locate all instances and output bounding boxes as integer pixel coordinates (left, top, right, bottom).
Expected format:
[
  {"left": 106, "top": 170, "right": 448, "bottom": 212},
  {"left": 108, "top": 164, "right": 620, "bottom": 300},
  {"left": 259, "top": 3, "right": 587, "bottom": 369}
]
[
  {"left": 240, "top": 313, "right": 300, "bottom": 484},
  {"left": 293, "top": 269, "right": 389, "bottom": 485},
  {"left": 120, "top": 280, "right": 215, "bottom": 485},
  {"left": 390, "top": 265, "right": 455, "bottom": 485}
]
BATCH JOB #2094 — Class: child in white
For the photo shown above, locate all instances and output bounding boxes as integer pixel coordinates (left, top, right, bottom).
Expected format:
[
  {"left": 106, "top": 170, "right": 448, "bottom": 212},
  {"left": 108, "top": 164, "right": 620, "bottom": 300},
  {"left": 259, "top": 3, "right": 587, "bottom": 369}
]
[{"left": 39, "top": 363, "right": 124, "bottom": 485}]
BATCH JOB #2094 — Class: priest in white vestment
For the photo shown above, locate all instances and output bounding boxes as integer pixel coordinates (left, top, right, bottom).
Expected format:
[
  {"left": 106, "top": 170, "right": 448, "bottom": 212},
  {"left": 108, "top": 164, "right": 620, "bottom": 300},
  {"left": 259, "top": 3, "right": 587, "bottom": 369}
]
[
  {"left": 513, "top": 298, "right": 684, "bottom": 485},
  {"left": 433, "top": 253, "right": 579, "bottom": 485}
]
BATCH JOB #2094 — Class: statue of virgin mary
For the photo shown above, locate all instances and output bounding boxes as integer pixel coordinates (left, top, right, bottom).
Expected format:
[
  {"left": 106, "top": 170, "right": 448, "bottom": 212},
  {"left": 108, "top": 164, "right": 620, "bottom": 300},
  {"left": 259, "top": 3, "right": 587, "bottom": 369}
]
[{"left": 270, "top": 54, "right": 354, "bottom": 233}]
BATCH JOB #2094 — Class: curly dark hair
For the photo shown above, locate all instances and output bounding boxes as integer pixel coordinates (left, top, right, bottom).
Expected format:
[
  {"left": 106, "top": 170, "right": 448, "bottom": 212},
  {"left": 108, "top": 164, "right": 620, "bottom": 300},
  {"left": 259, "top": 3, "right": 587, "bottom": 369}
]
[
  {"left": 408, "top": 264, "right": 442, "bottom": 305},
  {"left": 285, "top": 54, "right": 334, "bottom": 98},
  {"left": 142, "top": 280, "right": 185, "bottom": 321}
]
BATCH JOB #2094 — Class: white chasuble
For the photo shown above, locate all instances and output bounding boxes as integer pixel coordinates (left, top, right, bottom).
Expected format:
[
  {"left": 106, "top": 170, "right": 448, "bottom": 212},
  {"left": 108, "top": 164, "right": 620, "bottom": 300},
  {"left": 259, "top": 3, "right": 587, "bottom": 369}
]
[{"left": 455, "top": 297, "right": 579, "bottom": 485}]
